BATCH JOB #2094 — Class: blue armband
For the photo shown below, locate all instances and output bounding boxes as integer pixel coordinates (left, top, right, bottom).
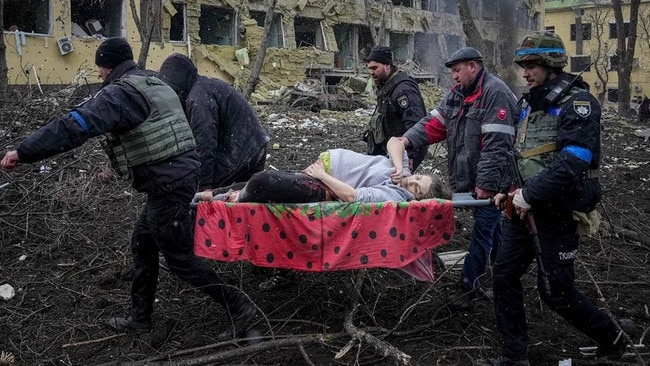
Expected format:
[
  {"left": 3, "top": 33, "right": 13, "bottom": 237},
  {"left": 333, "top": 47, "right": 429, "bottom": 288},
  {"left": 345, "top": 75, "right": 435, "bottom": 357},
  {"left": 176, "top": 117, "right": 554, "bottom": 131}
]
[
  {"left": 70, "top": 111, "right": 89, "bottom": 134},
  {"left": 563, "top": 145, "right": 593, "bottom": 163}
]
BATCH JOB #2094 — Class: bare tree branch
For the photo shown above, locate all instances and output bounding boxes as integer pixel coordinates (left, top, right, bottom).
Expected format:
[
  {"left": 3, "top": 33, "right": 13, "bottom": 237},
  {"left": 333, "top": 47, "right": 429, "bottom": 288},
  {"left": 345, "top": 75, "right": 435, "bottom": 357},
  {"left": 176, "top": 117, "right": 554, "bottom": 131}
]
[{"left": 243, "top": 0, "right": 278, "bottom": 100}]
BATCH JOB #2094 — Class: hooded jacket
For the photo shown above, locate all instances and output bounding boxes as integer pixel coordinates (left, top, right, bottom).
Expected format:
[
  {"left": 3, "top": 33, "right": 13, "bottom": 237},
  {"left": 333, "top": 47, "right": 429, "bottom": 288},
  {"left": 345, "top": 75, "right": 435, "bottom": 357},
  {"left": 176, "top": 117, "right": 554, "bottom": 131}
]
[
  {"left": 159, "top": 54, "right": 270, "bottom": 190},
  {"left": 17, "top": 60, "right": 199, "bottom": 193}
]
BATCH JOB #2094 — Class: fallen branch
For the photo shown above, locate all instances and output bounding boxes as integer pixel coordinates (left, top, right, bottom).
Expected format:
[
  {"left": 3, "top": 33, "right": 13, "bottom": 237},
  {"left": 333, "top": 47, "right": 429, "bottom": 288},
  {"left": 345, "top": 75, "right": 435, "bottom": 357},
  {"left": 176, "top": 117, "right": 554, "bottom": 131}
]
[
  {"left": 602, "top": 222, "right": 649, "bottom": 245},
  {"left": 338, "top": 270, "right": 411, "bottom": 365},
  {"left": 95, "top": 335, "right": 328, "bottom": 366},
  {"left": 62, "top": 333, "right": 126, "bottom": 348},
  {"left": 342, "top": 304, "right": 411, "bottom": 365}
]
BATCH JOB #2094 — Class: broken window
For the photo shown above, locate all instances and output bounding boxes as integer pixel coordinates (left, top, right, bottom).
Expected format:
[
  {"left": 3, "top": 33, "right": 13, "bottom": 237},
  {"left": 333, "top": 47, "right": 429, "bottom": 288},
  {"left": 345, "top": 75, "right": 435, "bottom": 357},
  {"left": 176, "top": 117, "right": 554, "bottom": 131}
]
[
  {"left": 482, "top": 0, "right": 497, "bottom": 21},
  {"left": 167, "top": 2, "right": 186, "bottom": 42},
  {"left": 607, "top": 88, "right": 618, "bottom": 103},
  {"left": 609, "top": 22, "right": 629, "bottom": 39},
  {"left": 414, "top": 32, "right": 439, "bottom": 73},
  {"left": 420, "top": 0, "right": 435, "bottom": 11},
  {"left": 609, "top": 55, "right": 639, "bottom": 71},
  {"left": 515, "top": 6, "right": 528, "bottom": 29},
  {"left": 251, "top": 11, "right": 284, "bottom": 48},
  {"left": 70, "top": 0, "right": 124, "bottom": 38},
  {"left": 530, "top": 11, "right": 540, "bottom": 30},
  {"left": 294, "top": 16, "right": 325, "bottom": 49},
  {"left": 500, "top": 42, "right": 514, "bottom": 67},
  {"left": 570, "top": 55, "right": 591, "bottom": 73},
  {"left": 390, "top": 33, "right": 413, "bottom": 63},
  {"left": 392, "top": 0, "right": 414, "bottom": 7},
  {"left": 484, "top": 40, "right": 495, "bottom": 64},
  {"left": 468, "top": 1, "right": 479, "bottom": 18},
  {"left": 444, "top": 34, "right": 461, "bottom": 57},
  {"left": 3, "top": 0, "right": 51, "bottom": 34},
  {"left": 545, "top": 26, "right": 555, "bottom": 34},
  {"left": 570, "top": 23, "right": 591, "bottom": 41},
  {"left": 442, "top": 0, "right": 457, "bottom": 15},
  {"left": 333, "top": 24, "right": 356, "bottom": 69},
  {"left": 200, "top": 5, "right": 236, "bottom": 45}
]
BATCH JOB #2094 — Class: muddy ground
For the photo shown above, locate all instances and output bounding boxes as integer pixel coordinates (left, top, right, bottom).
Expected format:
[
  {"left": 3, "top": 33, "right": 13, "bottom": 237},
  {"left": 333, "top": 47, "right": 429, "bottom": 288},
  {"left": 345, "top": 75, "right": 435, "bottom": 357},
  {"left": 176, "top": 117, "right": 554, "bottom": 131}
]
[{"left": 0, "top": 87, "right": 649, "bottom": 366}]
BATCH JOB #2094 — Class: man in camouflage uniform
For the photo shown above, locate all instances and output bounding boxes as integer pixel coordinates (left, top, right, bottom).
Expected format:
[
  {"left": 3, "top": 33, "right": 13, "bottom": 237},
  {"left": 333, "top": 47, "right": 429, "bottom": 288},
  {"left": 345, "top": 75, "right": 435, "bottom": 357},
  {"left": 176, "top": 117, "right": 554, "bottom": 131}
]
[{"left": 479, "top": 32, "right": 636, "bottom": 366}]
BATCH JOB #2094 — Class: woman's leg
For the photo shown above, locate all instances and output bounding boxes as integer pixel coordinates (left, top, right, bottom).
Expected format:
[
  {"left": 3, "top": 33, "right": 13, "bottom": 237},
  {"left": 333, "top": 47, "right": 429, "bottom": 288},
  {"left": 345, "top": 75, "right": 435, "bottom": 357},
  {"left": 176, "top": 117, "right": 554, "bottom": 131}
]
[{"left": 237, "top": 171, "right": 327, "bottom": 203}]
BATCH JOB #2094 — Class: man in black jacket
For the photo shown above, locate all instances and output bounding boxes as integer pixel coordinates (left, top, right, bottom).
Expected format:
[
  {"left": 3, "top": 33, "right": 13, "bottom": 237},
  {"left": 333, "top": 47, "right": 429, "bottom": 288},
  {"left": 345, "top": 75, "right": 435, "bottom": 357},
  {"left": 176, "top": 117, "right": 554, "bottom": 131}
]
[
  {"left": 478, "top": 32, "right": 636, "bottom": 366},
  {"left": 1, "top": 38, "right": 257, "bottom": 340},
  {"left": 364, "top": 46, "right": 428, "bottom": 171},
  {"left": 158, "top": 53, "right": 270, "bottom": 193}
]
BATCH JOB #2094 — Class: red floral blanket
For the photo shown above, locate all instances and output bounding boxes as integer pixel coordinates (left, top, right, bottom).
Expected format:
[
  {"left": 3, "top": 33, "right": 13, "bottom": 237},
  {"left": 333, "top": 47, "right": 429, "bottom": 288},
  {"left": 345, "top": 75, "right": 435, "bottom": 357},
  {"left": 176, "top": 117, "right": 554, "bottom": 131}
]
[{"left": 193, "top": 200, "right": 455, "bottom": 282}]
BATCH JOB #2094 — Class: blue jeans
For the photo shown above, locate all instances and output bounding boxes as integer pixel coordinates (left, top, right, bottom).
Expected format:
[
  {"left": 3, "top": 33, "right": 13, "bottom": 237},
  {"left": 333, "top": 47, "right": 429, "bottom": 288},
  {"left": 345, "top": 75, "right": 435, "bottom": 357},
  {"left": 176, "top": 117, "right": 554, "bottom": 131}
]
[{"left": 462, "top": 205, "right": 502, "bottom": 289}]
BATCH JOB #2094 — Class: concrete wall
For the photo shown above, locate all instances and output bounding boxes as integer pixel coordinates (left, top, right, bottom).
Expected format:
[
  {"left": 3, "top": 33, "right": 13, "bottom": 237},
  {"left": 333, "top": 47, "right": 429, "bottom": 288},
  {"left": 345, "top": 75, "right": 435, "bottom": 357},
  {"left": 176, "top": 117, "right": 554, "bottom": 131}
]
[{"left": 2, "top": 0, "right": 544, "bottom": 94}]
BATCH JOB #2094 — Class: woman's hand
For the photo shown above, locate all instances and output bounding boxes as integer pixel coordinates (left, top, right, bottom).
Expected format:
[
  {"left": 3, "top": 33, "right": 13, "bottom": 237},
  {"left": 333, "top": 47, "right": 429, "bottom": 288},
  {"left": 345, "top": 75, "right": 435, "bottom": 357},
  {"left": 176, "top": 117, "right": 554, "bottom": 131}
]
[
  {"left": 390, "top": 168, "right": 402, "bottom": 184},
  {"left": 304, "top": 159, "right": 327, "bottom": 179}
]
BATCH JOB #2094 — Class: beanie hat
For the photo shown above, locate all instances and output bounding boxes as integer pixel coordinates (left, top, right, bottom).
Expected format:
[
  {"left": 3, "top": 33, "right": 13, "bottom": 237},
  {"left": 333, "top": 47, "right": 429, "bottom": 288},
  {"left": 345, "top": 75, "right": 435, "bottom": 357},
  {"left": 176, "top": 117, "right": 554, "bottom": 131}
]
[
  {"left": 95, "top": 38, "right": 133, "bottom": 68},
  {"left": 364, "top": 46, "right": 393, "bottom": 65}
]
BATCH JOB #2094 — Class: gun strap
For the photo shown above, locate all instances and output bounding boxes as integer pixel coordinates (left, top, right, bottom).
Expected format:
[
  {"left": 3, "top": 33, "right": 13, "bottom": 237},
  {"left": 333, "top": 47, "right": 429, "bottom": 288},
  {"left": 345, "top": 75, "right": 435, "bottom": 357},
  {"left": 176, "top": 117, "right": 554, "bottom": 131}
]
[
  {"left": 519, "top": 112, "right": 530, "bottom": 145},
  {"left": 521, "top": 142, "right": 557, "bottom": 158}
]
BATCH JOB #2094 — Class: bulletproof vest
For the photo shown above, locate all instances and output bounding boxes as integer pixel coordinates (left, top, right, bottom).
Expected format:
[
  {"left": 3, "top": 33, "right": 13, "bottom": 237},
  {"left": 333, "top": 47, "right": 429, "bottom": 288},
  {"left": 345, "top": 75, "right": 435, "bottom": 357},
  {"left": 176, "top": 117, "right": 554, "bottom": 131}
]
[
  {"left": 515, "top": 87, "right": 582, "bottom": 181},
  {"left": 102, "top": 75, "right": 196, "bottom": 180},
  {"left": 368, "top": 72, "right": 419, "bottom": 146}
]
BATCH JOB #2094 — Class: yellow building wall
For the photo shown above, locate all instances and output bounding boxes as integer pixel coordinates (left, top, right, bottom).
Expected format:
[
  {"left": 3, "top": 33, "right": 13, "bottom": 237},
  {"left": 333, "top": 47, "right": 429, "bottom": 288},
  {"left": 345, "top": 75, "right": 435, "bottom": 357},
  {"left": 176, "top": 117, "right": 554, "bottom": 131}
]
[
  {"left": 2, "top": 0, "right": 236, "bottom": 85},
  {"left": 545, "top": 2, "right": 650, "bottom": 100}
]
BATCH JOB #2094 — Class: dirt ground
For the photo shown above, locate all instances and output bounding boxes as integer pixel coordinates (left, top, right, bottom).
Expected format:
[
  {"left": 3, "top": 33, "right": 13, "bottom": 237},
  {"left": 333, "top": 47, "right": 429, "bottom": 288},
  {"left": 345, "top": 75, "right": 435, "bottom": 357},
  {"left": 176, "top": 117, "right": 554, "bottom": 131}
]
[{"left": 0, "top": 87, "right": 649, "bottom": 366}]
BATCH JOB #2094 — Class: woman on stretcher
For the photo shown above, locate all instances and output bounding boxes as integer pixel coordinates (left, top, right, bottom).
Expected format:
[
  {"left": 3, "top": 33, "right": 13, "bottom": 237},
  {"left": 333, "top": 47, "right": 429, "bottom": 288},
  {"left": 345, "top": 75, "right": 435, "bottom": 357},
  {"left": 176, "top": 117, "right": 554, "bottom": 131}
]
[{"left": 208, "top": 137, "right": 451, "bottom": 203}]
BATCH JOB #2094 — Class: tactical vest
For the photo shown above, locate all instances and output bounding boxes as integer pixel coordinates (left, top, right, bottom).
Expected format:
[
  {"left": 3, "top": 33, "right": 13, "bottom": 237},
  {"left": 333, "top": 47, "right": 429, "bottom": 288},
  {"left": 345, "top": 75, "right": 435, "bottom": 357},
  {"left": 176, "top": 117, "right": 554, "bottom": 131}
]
[
  {"left": 515, "top": 87, "right": 583, "bottom": 181},
  {"left": 368, "top": 72, "right": 422, "bottom": 148},
  {"left": 103, "top": 75, "right": 196, "bottom": 180}
]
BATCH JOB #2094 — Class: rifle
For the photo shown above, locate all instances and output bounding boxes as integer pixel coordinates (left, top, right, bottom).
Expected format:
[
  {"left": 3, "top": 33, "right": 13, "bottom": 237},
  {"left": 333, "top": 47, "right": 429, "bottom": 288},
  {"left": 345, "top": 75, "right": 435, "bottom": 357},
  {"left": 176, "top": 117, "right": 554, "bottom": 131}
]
[{"left": 505, "top": 151, "right": 552, "bottom": 297}]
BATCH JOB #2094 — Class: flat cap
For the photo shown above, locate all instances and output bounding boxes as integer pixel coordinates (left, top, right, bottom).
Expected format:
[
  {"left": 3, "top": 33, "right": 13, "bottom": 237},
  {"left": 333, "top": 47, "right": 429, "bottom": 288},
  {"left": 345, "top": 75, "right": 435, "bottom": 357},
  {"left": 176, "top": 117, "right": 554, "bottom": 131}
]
[{"left": 444, "top": 47, "right": 483, "bottom": 68}]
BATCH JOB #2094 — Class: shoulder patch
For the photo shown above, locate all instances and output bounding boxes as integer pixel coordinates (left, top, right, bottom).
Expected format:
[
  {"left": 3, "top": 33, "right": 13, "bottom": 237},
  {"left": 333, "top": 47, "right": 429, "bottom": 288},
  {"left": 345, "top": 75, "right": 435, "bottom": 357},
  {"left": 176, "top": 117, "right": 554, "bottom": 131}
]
[
  {"left": 397, "top": 95, "right": 409, "bottom": 108},
  {"left": 573, "top": 100, "right": 591, "bottom": 118},
  {"left": 497, "top": 108, "right": 507, "bottom": 121}
]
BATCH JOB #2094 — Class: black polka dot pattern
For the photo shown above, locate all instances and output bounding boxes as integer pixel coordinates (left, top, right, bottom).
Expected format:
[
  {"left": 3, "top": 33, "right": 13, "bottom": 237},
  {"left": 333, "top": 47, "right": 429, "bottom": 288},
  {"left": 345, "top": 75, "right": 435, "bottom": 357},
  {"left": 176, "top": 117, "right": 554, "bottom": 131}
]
[{"left": 192, "top": 200, "right": 455, "bottom": 278}]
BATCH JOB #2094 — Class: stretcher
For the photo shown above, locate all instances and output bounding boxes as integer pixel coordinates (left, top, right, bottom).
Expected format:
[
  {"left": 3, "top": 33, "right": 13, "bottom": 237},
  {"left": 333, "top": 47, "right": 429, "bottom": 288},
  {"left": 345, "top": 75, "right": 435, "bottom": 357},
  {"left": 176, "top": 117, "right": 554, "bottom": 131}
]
[{"left": 192, "top": 193, "right": 492, "bottom": 282}]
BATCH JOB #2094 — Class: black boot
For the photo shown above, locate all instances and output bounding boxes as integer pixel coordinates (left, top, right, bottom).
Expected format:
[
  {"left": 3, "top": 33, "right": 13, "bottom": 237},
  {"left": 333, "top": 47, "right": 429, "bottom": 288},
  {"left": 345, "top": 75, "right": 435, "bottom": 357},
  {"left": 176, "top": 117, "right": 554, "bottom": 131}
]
[
  {"left": 106, "top": 315, "right": 152, "bottom": 333},
  {"left": 596, "top": 318, "right": 638, "bottom": 360},
  {"left": 216, "top": 288, "right": 258, "bottom": 341}
]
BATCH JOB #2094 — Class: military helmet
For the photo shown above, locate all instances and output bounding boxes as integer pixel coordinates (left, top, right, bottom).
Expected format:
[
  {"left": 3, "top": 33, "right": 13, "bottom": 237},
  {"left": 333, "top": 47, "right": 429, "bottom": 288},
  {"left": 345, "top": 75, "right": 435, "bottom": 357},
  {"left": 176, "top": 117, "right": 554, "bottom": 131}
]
[
  {"left": 444, "top": 47, "right": 483, "bottom": 68},
  {"left": 514, "top": 31, "right": 568, "bottom": 68}
]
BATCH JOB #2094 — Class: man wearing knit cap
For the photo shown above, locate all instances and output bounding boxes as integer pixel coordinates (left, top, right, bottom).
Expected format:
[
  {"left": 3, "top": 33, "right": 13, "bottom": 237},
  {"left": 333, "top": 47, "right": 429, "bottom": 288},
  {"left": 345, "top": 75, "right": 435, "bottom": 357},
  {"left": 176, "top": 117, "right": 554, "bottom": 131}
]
[
  {"left": 364, "top": 45, "right": 428, "bottom": 171},
  {"left": 1, "top": 38, "right": 258, "bottom": 341}
]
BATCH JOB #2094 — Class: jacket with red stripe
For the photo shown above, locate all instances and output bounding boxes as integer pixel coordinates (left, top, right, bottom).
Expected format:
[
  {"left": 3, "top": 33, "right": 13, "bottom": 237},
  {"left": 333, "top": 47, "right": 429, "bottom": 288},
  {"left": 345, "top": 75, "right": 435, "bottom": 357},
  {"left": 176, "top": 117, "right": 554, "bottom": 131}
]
[{"left": 403, "top": 68, "right": 516, "bottom": 193}]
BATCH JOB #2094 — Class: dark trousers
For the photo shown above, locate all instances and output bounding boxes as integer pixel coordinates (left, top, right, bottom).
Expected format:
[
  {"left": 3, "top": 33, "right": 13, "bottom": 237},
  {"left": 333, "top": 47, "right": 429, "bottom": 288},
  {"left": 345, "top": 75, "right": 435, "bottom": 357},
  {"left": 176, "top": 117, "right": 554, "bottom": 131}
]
[
  {"left": 237, "top": 171, "right": 327, "bottom": 203},
  {"left": 130, "top": 176, "right": 247, "bottom": 322},
  {"left": 492, "top": 211, "right": 620, "bottom": 361}
]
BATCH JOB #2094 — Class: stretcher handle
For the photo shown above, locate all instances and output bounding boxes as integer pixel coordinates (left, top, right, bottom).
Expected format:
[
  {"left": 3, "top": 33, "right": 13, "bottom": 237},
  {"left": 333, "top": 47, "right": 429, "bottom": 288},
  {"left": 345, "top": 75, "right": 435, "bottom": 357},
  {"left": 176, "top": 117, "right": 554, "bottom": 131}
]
[
  {"left": 451, "top": 198, "right": 495, "bottom": 207},
  {"left": 450, "top": 192, "right": 495, "bottom": 208}
]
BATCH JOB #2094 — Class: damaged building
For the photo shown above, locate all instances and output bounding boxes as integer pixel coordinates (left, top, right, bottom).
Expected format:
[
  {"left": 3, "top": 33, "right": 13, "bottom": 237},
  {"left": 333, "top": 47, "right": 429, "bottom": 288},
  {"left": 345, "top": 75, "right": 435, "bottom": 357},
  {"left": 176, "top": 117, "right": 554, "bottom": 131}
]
[{"left": 2, "top": 0, "right": 543, "bottom": 98}]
